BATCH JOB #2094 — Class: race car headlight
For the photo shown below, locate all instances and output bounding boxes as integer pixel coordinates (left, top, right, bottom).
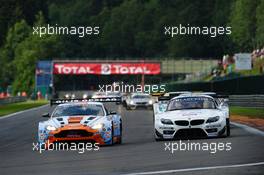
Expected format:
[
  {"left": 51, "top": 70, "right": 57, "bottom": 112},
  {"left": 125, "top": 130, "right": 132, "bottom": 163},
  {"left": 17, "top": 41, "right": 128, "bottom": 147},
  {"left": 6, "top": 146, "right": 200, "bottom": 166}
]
[
  {"left": 161, "top": 118, "right": 173, "bottom": 125},
  {"left": 46, "top": 125, "right": 56, "bottom": 131},
  {"left": 130, "top": 101, "right": 134, "bottom": 105},
  {"left": 148, "top": 100, "right": 153, "bottom": 104},
  {"left": 91, "top": 123, "right": 104, "bottom": 130},
  {"left": 206, "top": 116, "right": 220, "bottom": 123},
  {"left": 83, "top": 94, "right": 88, "bottom": 99}
]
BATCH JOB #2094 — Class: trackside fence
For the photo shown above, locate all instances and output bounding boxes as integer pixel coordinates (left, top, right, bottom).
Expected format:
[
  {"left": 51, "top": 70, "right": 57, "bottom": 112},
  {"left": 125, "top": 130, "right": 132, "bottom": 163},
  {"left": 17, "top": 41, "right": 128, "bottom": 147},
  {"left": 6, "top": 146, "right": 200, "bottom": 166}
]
[
  {"left": 229, "top": 95, "right": 264, "bottom": 108},
  {"left": 166, "top": 75, "right": 264, "bottom": 95},
  {"left": 166, "top": 75, "right": 264, "bottom": 107},
  {"left": 0, "top": 97, "right": 27, "bottom": 105}
]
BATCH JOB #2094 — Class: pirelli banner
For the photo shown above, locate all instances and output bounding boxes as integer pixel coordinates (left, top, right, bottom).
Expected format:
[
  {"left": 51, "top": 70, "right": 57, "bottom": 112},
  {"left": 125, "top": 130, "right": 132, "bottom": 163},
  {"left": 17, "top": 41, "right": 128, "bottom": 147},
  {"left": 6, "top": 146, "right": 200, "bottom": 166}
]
[{"left": 53, "top": 63, "right": 160, "bottom": 75}]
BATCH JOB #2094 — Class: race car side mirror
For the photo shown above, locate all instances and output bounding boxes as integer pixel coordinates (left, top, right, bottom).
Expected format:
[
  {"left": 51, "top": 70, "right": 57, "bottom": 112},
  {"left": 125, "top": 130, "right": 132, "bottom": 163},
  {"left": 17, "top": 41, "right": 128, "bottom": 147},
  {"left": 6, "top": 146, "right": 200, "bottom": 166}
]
[
  {"left": 109, "top": 111, "right": 117, "bottom": 115},
  {"left": 42, "top": 113, "right": 50, "bottom": 118}
]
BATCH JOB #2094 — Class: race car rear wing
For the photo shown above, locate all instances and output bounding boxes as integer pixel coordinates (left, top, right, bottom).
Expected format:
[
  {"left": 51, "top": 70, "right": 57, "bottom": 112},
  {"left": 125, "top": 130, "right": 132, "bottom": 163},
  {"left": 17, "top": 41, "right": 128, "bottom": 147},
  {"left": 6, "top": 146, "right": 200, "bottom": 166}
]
[
  {"left": 195, "top": 92, "right": 229, "bottom": 98},
  {"left": 193, "top": 92, "right": 229, "bottom": 103},
  {"left": 157, "top": 92, "right": 190, "bottom": 101},
  {"left": 156, "top": 92, "right": 229, "bottom": 102},
  {"left": 50, "top": 97, "right": 122, "bottom": 106}
]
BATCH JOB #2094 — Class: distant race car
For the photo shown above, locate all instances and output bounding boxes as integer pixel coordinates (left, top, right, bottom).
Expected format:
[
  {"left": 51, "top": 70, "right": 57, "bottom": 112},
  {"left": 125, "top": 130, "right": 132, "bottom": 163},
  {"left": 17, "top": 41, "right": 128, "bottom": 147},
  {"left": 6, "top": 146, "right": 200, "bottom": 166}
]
[
  {"left": 105, "top": 91, "right": 122, "bottom": 104},
  {"left": 38, "top": 98, "right": 122, "bottom": 147},
  {"left": 91, "top": 92, "right": 107, "bottom": 99},
  {"left": 125, "top": 93, "right": 154, "bottom": 110},
  {"left": 153, "top": 92, "right": 230, "bottom": 140},
  {"left": 64, "top": 93, "right": 75, "bottom": 99}
]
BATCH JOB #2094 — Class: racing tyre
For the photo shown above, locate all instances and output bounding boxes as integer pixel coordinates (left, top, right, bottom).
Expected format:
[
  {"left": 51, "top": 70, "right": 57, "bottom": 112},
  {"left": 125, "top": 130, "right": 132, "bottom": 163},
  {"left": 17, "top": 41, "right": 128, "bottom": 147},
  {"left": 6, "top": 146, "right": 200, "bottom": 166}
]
[
  {"left": 111, "top": 122, "right": 114, "bottom": 145},
  {"left": 226, "top": 118, "right": 230, "bottom": 137},
  {"left": 123, "top": 101, "right": 127, "bottom": 107},
  {"left": 220, "top": 118, "right": 230, "bottom": 138},
  {"left": 116, "top": 121, "right": 122, "bottom": 144}
]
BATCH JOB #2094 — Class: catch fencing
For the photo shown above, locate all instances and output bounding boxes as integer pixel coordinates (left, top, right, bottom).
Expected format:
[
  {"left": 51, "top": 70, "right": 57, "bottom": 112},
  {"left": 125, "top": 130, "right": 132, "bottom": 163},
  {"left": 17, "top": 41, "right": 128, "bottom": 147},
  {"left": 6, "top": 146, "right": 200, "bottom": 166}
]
[
  {"left": 229, "top": 95, "right": 264, "bottom": 108},
  {"left": 0, "top": 96, "right": 27, "bottom": 105},
  {"left": 167, "top": 75, "right": 264, "bottom": 95}
]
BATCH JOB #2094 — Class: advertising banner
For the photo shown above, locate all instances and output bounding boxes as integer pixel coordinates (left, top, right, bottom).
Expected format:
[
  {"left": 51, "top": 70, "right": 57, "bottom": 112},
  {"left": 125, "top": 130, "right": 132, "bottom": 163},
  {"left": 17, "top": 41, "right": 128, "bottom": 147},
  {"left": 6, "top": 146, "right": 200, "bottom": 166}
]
[{"left": 53, "top": 63, "right": 160, "bottom": 75}]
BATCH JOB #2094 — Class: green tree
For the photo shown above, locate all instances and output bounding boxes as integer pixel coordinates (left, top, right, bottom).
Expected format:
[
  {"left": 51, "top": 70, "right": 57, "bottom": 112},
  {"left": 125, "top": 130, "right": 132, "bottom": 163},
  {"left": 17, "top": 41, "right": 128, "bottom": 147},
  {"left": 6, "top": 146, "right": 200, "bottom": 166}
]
[
  {"left": 229, "top": 0, "right": 259, "bottom": 51},
  {"left": 256, "top": 0, "right": 264, "bottom": 47},
  {"left": 11, "top": 12, "right": 59, "bottom": 94},
  {"left": 0, "top": 0, "right": 48, "bottom": 46},
  {"left": 0, "top": 20, "right": 30, "bottom": 89}
]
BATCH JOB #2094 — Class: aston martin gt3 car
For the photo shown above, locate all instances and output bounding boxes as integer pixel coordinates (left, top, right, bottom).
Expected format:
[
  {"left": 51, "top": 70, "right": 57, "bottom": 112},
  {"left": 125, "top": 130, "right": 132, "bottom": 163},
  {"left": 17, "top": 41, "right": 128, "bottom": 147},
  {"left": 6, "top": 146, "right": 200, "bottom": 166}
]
[
  {"left": 38, "top": 99, "right": 122, "bottom": 147},
  {"left": 153, "top": 93, "right": 230, "bottom": 140}
]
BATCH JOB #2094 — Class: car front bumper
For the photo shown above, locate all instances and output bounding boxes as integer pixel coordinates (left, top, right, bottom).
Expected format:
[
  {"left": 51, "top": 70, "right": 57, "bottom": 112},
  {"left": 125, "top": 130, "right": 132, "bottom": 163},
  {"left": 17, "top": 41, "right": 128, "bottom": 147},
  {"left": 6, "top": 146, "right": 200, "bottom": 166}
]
[
  {"left": 39, "top": 125, "right": 108, "bottom": 148},
  {"left": 155, "top": 118, "right": 226, "bottom": 139}
]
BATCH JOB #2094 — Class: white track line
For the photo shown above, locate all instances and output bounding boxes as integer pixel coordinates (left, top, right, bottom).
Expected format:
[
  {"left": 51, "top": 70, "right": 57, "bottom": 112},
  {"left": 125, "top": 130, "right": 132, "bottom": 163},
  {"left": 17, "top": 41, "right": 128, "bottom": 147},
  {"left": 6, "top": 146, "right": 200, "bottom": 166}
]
[
  {"left": 0, "top": 104, "right": 49, "bottom": 120},
  {"left": 123, "top": 162, "right": 264, "bottom": 175},
  {"left": 231, "top": 122, "right": 264, "bottom": 137}
]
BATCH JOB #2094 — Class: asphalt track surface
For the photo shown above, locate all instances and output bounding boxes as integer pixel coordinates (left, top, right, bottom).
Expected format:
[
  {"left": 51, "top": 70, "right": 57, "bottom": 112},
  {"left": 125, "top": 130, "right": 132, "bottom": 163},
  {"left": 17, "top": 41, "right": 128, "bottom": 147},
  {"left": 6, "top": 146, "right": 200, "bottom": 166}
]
[{"left": 0, "top": 103, "right": 263, "bottom": 175}]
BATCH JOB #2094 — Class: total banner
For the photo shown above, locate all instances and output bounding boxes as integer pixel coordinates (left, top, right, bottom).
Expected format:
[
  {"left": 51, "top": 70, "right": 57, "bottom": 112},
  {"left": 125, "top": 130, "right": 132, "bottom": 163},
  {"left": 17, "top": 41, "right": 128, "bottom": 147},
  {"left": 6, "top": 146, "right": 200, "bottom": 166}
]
[{"left": 53, "top": 63, "right": 160, "bottom": 75}]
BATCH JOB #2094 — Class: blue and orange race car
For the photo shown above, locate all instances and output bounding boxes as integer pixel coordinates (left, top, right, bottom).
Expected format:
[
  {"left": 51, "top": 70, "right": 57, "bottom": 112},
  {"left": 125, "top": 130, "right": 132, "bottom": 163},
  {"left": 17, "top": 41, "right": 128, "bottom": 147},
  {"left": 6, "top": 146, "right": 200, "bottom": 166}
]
[{"left": 38, "top": 98, "right": 122, "bottom": 147}]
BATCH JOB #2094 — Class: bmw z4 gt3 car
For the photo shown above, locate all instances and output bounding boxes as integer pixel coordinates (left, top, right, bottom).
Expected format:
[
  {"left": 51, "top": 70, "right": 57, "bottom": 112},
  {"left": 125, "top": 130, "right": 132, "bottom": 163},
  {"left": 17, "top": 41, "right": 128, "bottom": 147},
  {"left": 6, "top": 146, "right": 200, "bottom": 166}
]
[
  {"left": 38, "top": 98, "right": 122, "bottom": 147},
  {"left": 153, "top": 93, "right": 230, "bottom": 140}
]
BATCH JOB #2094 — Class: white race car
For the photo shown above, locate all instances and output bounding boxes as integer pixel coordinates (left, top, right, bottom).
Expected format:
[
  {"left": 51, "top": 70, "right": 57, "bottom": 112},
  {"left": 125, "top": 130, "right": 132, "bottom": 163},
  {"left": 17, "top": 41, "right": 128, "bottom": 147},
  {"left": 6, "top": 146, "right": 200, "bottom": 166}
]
[
  {"left": 153, "top": 93, "right": 230, "bottom": 140},
  {"left": 125, "top": 93, "right": 153, "bottom": 110}
]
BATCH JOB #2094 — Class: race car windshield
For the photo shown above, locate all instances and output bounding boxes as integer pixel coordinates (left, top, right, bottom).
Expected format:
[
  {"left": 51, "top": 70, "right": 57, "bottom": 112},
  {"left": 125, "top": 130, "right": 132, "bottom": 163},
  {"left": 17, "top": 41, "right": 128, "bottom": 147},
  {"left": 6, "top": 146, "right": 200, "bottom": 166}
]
[
  {"left": 167, "top": 97, "right": 216, "bottom": 111},
  {"left": 52, "top": 104, "right": 105, "bottom": 117}
]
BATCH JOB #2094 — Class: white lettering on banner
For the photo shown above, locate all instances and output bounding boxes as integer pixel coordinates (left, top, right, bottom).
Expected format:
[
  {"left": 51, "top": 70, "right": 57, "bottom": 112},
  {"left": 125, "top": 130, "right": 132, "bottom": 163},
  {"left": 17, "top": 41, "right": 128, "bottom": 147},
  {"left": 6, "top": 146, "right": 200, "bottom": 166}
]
[
  {"left": 55, "top": 65, "right": 94, "bottom": 74},
  {"left": 112, "top": 65, "right": 151, "bottom": 74},
  {"left": 55, "top": 64, "right": 64, "bottom": 73}
]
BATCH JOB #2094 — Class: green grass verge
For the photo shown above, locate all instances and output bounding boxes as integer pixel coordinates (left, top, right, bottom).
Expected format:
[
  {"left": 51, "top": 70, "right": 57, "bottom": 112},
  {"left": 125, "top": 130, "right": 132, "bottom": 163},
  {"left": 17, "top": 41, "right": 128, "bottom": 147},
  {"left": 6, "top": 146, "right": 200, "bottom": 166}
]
[
  {"left": 0, "top": 100, "right": 48, "bottom": 117},
  {"left": 230, "top": 106, "right": 264, "bottom": 118}
]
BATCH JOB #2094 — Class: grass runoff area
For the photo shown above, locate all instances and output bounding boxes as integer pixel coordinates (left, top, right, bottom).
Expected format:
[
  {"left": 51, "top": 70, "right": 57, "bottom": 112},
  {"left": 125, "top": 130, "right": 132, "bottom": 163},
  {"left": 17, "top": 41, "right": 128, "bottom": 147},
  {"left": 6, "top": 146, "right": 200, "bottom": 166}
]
[
  {"left": 0, "top": 100, "right": 48, "bottom": 117},
  {"left": 230, "top": 106, "right": 264, "bottom": 119}
]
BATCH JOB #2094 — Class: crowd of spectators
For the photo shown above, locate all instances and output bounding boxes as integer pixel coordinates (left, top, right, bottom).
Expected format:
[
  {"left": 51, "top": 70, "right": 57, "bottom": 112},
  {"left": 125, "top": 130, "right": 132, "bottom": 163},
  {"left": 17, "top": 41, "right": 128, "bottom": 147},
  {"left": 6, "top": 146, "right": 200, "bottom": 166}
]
[
  {"left": 211, "top": 46, "right": 264, "bottom": 77},
  {"left": 252, "top": 47, "right": 264, "bottom": 60}
]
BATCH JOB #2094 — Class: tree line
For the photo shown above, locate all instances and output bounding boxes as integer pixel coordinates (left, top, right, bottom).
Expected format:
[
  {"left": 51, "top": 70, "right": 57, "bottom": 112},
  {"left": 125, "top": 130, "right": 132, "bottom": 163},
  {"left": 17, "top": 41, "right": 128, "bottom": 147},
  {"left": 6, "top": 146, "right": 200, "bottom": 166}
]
[{"left": 0, "top": 0, "right": 263, "bottom": 94}]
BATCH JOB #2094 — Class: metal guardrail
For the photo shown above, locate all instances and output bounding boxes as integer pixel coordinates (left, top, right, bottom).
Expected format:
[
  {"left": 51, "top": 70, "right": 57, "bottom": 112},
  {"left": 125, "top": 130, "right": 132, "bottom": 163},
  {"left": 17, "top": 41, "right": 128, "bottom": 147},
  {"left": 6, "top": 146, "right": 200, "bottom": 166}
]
[
  {"left": 0, "top": 96, "right": 27, "bottom": 105},
  {"left": 229, "top": 95, "right": 264, "bottom": 108}
]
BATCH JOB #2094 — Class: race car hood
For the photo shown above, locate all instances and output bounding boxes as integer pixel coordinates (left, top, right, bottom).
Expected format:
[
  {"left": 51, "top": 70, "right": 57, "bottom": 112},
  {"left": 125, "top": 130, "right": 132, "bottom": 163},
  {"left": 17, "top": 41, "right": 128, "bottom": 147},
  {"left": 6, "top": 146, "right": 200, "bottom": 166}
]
[
  {"left": 47, "top": 115, "right": 103, "bottom": 128},
  {"left": 157, "top": 109, "right": 222, "bottom": 120}
]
